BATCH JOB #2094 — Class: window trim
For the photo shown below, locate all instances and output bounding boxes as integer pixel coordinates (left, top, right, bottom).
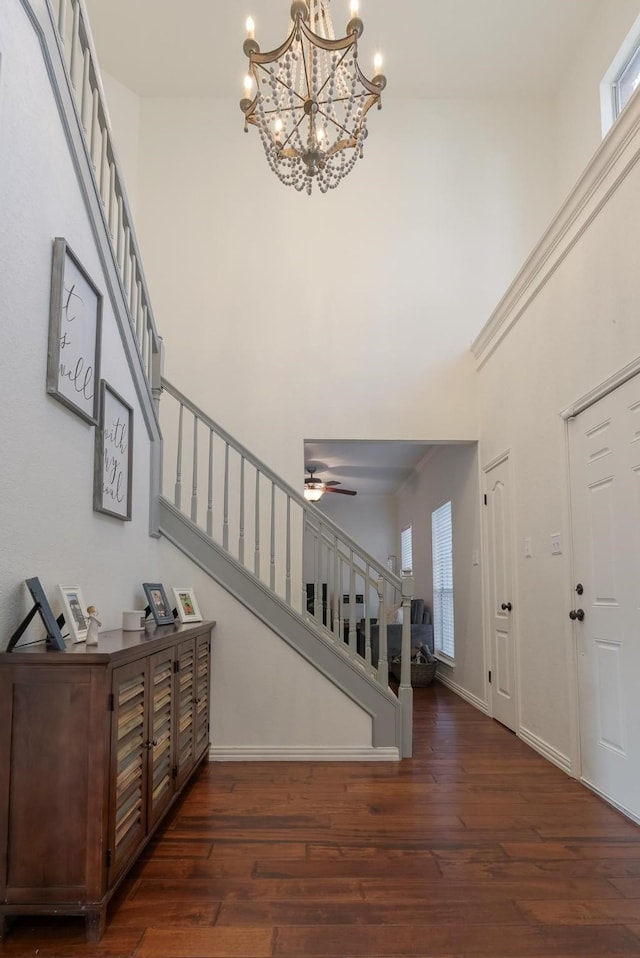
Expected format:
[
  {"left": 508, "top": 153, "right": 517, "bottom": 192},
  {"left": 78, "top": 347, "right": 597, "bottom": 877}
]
[
  {"left": 601, "top": 14, "right": 640, "bottom": 137},
  {"left": 432, "top": 500, "right": 454, "bottom": 660}
]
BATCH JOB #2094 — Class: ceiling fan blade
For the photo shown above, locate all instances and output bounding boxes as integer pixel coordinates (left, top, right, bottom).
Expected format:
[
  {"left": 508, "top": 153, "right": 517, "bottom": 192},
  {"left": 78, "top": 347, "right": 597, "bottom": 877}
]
[
  {"left": 324, "top": 486, "right": 357, "bottom": 496},
  {"left": 323, "top": 480, "right": 341, "bottom": 486}
]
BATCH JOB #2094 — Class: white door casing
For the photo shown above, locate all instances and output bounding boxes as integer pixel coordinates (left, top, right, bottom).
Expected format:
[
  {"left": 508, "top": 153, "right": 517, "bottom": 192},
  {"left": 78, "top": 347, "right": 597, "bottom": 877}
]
[
  {"left": 484, "top": 453, "right": 518, "bottom": 732},
  {"left": 568, "top": 375, "right": 640, "bottom": 822}
]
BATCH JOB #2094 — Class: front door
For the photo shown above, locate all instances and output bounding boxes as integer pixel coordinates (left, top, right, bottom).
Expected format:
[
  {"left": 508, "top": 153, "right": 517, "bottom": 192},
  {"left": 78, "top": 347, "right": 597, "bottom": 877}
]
[
  {"left": 484, "top": 454, "right": 518, "bottom": 732},
  {"left": 569, "top": 375, "right": 640, "bottom": 820}
]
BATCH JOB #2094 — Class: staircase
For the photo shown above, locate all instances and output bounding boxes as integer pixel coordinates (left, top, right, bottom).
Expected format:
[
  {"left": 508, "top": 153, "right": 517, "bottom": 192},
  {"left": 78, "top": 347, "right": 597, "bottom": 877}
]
[{"left": 29, "top": 0, "right": 414, "bottom": 757}]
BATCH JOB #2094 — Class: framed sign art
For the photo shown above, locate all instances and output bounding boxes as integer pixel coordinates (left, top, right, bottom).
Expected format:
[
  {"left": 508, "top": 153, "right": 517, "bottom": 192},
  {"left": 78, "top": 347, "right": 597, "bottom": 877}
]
[
  {"left": 47, "top": 238, "right": 102, "bottom": 424},
  {"left": 93, "top": 381, "right": 133, "bottom": 520}
]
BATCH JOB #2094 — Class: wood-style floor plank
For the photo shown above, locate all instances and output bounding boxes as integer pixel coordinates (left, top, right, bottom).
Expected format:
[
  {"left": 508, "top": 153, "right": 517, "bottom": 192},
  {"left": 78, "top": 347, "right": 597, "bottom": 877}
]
[{"left": 4, "top": 682, "right": 640, "bottom": 956}]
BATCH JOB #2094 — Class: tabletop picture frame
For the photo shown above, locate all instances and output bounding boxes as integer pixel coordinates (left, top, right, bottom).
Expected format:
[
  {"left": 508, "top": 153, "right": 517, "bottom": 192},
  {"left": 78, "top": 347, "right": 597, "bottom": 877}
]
[
  {"left": 143, "top": 582, "right": 175, "bottom": 626},
  {"left": 94, "top": 381, "right": 133, "bottom": 521},
  {"left": 172, "top": 587, "right": 203, "bottom": 624},
  {"left": 57, "top": 584, "right": 89, "bottom": 643},
  {"left": 46, "top": 237, "right": 102, "bottom": 425},
  {"left": 6, "top": 577, "right": 67, "bottom": 652}
]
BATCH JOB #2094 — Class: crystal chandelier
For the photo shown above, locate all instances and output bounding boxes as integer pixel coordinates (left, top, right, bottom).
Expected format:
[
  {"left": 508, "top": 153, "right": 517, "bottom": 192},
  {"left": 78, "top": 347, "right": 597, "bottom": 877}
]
[{"left": 240, "top": 0, "right": 386, "bottom": 194}]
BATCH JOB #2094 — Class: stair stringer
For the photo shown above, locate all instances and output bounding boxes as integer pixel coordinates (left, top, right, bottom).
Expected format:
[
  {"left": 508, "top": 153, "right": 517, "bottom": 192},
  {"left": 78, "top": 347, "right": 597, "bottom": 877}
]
[{"left": 159, "top": 498, "right": 402, "bottom": 753}]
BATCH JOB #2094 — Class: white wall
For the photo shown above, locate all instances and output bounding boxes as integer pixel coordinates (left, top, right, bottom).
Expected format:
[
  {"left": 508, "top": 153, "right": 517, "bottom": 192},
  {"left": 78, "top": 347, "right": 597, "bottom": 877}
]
[
  {"left": 476, "top": 94, "right": 640, "bottom": 768},
  {"left": 106, "top": 94, "right": 560, "bottom": 490},
  {"left": 158, "top": 539, "right": 373, "bottom": 752},
  {"left": 313, "top": 493, "right": 396, "bottom": 567},
  {"left": 0, "top": 0, "right": 161, "bottom": 642},
  {"left": 395, "top": 444, "right": 484, "bottom": 703}
]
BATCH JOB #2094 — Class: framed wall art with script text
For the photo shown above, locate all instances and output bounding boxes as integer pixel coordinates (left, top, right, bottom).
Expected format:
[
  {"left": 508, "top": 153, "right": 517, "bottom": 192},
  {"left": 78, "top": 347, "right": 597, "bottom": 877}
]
[
  {"left": 93, "top": 381, "right": 133, "bottom": 521},
  {"left": 46, "top": 237, "right": 102, "bottom": 424}
]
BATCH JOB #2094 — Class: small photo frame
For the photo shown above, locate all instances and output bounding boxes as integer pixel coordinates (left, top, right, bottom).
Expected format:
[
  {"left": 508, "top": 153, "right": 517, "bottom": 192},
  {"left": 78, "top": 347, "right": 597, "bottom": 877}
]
[
  {"left": 46, "top": 238, "right": 102, "bottom": 425},
  {"left": 173, "top": 588, "right": 203, "bottom": 624},
  {"left": 57, "top": 584, "right": 89, "bottom": 643},
  {"left": 94, "top": 381, "right": 133, "bottom": 521},
  {"left": 143, "top": 583, "right": 175, "bottom": 626}
]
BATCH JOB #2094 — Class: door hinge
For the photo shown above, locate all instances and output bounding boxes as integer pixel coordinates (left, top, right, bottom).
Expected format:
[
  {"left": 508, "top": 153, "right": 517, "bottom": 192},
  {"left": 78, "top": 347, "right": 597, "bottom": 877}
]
[
  {"left": 107, "top": 693, "right": 114, "bottom": 711},
  {"left": 484, "top": 494, "right": 487, "bottom": 505},
  {"left": 173, "top": 660, "right": 180, "bottom": 673},
  {"left": 106, "top": 849, "right": 112, "bottom": 868},
  {"left": 172, "top": 765, "right": 178, "bottom": 779},
  {"left": 488, "top": 670, "right": 492, "bottom": 684}
]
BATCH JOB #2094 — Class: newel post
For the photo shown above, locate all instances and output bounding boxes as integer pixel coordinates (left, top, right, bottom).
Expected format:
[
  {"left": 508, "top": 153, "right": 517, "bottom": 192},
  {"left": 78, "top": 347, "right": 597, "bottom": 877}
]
[{"left": 399, "top": 571, "right": 414, "bottom": 758}]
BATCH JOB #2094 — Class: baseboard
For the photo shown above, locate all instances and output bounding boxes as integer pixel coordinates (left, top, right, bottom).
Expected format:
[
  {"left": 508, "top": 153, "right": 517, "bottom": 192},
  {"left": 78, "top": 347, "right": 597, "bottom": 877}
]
[
  {"left": 209, "top": 745, "right": 400, "bottom": 762},
  {"left": 518, "top": 725, "right": 572, "bottom": 775},
  {"left": 581, "top": 778, "right": 640, "bottom": 825},
  {"left": 435, "top": 675, "right": 489, "bottom": 715}
]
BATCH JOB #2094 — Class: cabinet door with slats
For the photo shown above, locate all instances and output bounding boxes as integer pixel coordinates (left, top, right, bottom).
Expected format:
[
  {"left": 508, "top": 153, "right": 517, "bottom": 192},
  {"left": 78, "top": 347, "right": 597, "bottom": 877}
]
[
  {"left": 175, "top": 639, "right": 195, "bottom": 788},
  {"left": 194, "top": 633, "right": 210, "bottom": 762},
  {"left": 147, "top": 647, "right": 175, "bottom": 830},
  {"left": 109, "top": 660, "right": 147, "bottom": 883}
]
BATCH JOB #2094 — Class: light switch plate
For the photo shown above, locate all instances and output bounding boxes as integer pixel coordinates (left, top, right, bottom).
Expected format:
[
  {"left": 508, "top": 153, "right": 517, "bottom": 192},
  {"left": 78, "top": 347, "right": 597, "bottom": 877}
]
[
  {"left": 551, "top": 533, "right": 562, "bottom": 555},
  {"left": 524, "top": 537, "right": 532, "bottom": 558}
]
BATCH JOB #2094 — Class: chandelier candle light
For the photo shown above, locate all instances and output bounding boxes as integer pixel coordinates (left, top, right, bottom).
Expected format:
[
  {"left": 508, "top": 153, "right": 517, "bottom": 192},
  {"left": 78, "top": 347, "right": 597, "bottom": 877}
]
[{"left": 240, "top": 0, "right": 386, "bottom": 194}]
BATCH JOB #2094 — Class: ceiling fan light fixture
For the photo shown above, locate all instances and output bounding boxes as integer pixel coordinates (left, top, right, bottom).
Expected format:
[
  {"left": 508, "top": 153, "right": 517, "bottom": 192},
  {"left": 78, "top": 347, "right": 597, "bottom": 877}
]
[{"left": 304, "top": 483, "right": 325, "bottom": 502}]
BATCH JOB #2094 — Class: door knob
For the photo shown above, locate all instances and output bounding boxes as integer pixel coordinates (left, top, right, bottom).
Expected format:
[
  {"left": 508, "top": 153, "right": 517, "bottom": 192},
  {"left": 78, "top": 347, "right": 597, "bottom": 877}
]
[
  {"left": 501, "top": 602, "right": 512, "bottom": 612},
  {"left": 569, "top": 609, "right": 585, "bottom": 622}
]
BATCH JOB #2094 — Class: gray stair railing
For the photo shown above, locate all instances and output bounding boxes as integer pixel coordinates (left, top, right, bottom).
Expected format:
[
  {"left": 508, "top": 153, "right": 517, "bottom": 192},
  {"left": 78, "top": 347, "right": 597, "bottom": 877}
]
[
  {"left": 159, "top": 378, "right": 414, "bottom": 749},
  {"left": 48, "top": 0, "right": 163, "bottom": 398}
]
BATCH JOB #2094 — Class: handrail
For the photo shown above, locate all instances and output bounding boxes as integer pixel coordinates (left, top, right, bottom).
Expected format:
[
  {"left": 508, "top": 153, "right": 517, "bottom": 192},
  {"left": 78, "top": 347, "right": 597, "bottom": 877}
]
[
  {"left": 160, "top": 377, "right": 414, "bottom": 719},
  {"left": 161, "top": 379, "right": 402, "bottom": 585},
  {"left": 48, "top": 0, "right": 163, "bottom": 395}
]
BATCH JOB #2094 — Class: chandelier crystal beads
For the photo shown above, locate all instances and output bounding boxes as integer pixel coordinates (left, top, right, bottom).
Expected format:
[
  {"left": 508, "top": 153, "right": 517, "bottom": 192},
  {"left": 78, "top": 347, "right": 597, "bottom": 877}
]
[{"left": 240, "top": 0, "right": 386, "bottom": 194}]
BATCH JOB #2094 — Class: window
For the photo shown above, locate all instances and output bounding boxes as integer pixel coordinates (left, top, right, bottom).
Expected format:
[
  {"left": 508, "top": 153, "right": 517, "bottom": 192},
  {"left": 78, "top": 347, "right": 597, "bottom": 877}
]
[
  {"left": 400, "top": 525, "right": 413, "bottom": 573},
  {"left": 432, "top": 501, "right": 454, "bottom": 658},
  {"left": 601, "top": 16, "right": 640, "bottom": 135},
  {"left": 613, "top": 44, "right": 640, "bottom": 117}
]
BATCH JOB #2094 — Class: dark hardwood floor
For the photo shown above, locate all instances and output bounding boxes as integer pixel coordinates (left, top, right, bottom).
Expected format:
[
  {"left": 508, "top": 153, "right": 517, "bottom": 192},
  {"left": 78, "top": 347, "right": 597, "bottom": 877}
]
[{"left": 3, "top": 682, "right": 640, "bottom": 957}]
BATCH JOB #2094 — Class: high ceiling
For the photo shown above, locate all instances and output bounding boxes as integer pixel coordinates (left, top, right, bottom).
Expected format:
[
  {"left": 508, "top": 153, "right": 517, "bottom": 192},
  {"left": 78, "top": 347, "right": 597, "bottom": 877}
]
[{"left": 85, "top": 0, "right": 599, "bottom": 100}]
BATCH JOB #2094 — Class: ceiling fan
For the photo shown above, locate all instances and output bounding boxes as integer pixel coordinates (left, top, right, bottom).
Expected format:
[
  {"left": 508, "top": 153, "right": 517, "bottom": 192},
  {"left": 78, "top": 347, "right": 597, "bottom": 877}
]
[{"left": 304, "top": 467, "right": 357, "bottom": 502}]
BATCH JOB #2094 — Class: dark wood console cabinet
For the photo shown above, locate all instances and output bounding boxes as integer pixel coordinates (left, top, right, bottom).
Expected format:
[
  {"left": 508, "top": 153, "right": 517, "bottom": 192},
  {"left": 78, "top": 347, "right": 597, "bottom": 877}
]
[{"left": 0, "top": 620, "right": 213, "bottom": 941}]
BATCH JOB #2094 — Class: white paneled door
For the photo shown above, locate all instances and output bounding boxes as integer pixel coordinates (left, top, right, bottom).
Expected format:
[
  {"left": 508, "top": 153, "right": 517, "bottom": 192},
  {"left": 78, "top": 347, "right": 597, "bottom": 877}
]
[
  {"left": 569, "top": 376, "right": 640, "bottom": 821},
  {"left": 484, "top": 454, "right": 518, "bottom": 732}
]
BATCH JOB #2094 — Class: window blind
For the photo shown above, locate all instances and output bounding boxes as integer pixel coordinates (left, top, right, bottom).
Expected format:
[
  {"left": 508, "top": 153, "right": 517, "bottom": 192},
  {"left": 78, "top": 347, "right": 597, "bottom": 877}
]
[
  {"left": 432, "top": 501, "right": 454, "bottom": 657},
  {"left": 400, "top": 526, "right": 413, "bottom": 573}
]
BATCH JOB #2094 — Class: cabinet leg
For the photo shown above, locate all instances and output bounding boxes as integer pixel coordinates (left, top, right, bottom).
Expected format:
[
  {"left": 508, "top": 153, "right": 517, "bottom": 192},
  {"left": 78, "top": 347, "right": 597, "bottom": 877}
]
[{"left": 85, "top": 908, "right": 106, "bottom": 943}]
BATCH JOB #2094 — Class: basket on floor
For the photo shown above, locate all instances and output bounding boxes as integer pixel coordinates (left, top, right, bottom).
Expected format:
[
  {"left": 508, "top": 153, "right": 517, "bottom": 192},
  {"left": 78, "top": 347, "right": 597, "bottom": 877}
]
[{"left": 391, "top": 659, "right": 437, "bottom": 687}]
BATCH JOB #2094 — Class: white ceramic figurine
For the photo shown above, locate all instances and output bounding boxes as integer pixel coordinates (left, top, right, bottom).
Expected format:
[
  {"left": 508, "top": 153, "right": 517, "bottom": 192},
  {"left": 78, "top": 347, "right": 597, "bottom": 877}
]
[{"left": 86, "top": 605, "right": 101, "bottom": 646}]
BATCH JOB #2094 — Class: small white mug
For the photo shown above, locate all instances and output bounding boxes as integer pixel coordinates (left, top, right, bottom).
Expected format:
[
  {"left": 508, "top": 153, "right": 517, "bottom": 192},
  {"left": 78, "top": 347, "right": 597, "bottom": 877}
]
[{"left": 122, "top": 610, "right": 146, "bottom": 632}]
